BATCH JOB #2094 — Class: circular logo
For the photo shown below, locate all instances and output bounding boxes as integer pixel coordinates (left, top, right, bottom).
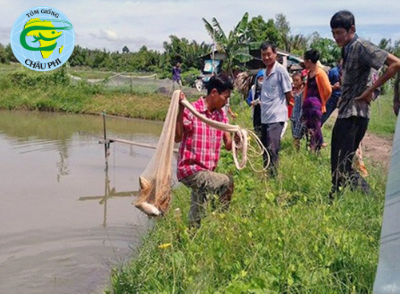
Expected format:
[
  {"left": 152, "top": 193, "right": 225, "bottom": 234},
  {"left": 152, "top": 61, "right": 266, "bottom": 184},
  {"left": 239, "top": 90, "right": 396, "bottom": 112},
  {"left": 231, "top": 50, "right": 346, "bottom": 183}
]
[{"left": 10, "top": 6, "right": 75, "bottom": 72}]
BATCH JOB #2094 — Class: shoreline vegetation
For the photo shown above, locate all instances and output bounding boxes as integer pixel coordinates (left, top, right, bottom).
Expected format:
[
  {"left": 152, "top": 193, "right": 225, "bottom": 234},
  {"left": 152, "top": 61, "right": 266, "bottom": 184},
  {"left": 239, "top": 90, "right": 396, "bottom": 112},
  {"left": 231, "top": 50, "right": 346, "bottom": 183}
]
[{"left": 1, "top": 64, "right": 397, "bottom": 293}]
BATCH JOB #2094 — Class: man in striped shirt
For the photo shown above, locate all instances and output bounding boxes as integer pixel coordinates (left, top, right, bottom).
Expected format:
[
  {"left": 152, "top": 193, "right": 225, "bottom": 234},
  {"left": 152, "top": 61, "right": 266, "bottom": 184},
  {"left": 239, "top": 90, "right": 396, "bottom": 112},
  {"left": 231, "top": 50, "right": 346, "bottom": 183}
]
[{"left": 175, "top": 74, "right": 234, "bottom": 227}]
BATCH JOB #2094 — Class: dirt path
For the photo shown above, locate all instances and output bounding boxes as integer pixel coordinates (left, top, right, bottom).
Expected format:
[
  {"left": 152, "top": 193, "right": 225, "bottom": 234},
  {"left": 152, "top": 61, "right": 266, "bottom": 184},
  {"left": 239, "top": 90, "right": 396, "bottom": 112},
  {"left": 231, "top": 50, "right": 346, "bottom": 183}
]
[{"left": 362, "top": 132, "right": 393, "bottom": 172}]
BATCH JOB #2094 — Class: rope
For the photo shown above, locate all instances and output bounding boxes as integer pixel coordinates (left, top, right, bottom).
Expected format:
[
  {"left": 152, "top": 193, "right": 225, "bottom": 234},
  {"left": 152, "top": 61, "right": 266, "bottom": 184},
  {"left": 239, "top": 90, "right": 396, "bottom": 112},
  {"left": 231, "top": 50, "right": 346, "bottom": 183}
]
[{"left": 180, "top": 98, "right": 270, "bottom": 171}]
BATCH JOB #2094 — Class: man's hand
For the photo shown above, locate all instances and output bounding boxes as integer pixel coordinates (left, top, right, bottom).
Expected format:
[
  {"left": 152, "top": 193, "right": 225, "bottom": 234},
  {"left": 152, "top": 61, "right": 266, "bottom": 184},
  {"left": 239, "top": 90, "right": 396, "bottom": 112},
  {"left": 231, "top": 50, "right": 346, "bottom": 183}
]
[
  {"left": 178, "top": 92, "right": 186, "bottom": 110},
  {"left": 233, "top": 132, "right": 241, "bottom": 145},
  {"left": 179, "top": 91, "right": 186, "bottom": 103},
  {"left": 355, "top": 88, "right": 374, "bottom": 104},
  {"left": 332, "top": 82, "right": 340, "bottom": 90}
]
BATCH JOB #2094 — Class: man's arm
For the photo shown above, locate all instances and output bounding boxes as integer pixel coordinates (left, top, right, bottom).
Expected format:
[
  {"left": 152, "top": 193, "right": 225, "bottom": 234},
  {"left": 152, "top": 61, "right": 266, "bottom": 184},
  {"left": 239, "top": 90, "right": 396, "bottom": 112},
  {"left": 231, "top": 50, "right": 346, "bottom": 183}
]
[
  {"left": 223, "top": 132, "right": 232, "bottom": 151},
  {"left": 285, "top": 90, "right": 294, "bottom": 106},
  {"left": 356, "top": 53, "right": 400, "bottom": 103}
]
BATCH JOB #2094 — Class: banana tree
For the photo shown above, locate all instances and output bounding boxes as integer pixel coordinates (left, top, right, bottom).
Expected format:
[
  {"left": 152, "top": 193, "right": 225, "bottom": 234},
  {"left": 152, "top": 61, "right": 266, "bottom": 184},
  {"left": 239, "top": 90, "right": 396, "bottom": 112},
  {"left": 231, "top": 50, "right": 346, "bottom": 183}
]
[{"left": 202, "top": 12, "right": 253, "bottom": 77}]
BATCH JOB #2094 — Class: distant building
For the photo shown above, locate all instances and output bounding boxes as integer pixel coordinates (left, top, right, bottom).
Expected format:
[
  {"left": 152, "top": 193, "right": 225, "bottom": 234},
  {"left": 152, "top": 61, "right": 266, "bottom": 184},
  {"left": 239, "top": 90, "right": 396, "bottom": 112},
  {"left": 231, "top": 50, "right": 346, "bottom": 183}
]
[{"left": 199, "top": 47, "right": 304, "bottom": 74}]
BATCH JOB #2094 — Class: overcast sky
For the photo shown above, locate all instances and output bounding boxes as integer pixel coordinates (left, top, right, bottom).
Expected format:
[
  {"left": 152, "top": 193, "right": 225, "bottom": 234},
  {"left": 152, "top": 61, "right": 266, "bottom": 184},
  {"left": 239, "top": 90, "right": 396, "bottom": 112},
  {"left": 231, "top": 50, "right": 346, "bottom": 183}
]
[{"left": 2, "top": 0, "right": 400, "bottom": 53}]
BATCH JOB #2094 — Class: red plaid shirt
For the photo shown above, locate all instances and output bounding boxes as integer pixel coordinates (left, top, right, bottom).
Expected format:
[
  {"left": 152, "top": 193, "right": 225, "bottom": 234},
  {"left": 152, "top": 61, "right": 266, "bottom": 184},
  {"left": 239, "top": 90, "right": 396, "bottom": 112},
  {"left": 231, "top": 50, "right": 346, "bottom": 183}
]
[{"left": 177, "top": 97, "right": 228, "bottom": 180}]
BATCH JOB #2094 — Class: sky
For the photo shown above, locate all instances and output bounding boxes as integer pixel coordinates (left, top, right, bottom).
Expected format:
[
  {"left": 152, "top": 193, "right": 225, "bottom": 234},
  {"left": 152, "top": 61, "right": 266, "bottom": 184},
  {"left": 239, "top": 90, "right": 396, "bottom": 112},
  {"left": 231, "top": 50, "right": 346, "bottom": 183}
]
[{"left": 1, "top": 0, "right": 400, "bottom": 53}]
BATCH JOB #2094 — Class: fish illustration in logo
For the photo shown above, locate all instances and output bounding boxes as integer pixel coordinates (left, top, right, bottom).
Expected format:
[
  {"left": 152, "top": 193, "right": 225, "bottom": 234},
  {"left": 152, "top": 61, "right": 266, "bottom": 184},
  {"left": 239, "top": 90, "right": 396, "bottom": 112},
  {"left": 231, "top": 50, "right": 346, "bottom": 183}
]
[{"left": 20, "top": 18, "right": 72, "bottom": 59}]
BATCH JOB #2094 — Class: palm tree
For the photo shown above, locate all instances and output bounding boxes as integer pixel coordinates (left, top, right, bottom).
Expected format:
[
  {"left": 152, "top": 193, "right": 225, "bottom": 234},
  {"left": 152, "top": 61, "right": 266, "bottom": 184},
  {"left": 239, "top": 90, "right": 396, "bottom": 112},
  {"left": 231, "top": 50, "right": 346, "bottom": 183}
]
[
  {"left": 287, "top": 34, "right": 309, "bottom": 55},
  {"left": 202, "top": 12, "right": 253, "bottom": 76},
  {"left": 393, "top": 39, "right": 400, "bottom": 58},
  {"left": 378, "top": 38, "right": 393, "bottom": 53}
]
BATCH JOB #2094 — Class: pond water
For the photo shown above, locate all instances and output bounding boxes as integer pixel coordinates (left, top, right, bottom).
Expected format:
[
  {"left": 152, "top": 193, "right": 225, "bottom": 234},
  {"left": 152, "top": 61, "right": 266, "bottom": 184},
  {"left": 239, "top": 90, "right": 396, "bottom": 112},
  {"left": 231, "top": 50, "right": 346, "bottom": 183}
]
[{"left": 0, "top": 110, "right": 170, "bottom": 294}]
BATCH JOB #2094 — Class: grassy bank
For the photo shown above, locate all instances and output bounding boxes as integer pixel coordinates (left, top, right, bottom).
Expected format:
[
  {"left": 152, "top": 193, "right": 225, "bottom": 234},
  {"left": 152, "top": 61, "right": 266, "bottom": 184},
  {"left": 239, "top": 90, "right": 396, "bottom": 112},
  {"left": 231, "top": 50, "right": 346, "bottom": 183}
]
[
  {"left": 1, "top": 64, "right": 396, "bottom": 293},
  {"left": 107, "top": 93, "right": 396, "bottom": 294},
  {"left": 0, "top": 65, "right": 201, "bottom": 120}
]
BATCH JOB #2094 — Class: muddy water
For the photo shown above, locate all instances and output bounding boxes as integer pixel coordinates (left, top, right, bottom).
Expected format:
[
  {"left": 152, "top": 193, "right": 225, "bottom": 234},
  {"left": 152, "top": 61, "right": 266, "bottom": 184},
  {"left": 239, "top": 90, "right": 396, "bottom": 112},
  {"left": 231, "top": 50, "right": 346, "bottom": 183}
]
[{"left": 0, "top": 111, "right": 168, "bottom": 293}]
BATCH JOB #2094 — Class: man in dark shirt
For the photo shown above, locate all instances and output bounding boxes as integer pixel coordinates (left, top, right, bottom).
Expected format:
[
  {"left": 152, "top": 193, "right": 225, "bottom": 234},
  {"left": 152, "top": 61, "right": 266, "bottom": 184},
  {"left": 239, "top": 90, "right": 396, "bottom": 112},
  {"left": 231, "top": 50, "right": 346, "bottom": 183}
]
[
  {"left": 172, "top": 62, "right": 182, "bottom": 90},
  {"left": 329, "top": 10, "right": 400, "bottom": 198}
]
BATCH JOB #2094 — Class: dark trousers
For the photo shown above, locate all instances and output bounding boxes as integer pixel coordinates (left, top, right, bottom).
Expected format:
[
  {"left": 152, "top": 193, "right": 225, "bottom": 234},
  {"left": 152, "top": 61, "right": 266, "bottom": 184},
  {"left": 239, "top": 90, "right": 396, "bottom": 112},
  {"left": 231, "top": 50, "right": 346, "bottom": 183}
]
[
  {"left": 331, "top": 116, "right": 369, "bottom": 191},
  {"left": 261, "top": 122, "right": 284, "bottom": 175},
  {"left": 321, "top": 95, "right": 339, "bottom": 125},
  {"left": 253, "top": 105, "right": 262, "bottom": 138}
]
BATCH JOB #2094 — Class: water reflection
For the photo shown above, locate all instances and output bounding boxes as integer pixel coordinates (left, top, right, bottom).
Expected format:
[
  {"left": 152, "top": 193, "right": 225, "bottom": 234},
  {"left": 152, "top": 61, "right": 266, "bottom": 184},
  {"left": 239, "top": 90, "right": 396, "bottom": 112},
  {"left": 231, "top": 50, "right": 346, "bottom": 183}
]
[
  {"left": 78, "top": 168, "right": 140, "bottom": 227},
  {"left": 0, "top": 110, "right": 163, "bottom": 293}
]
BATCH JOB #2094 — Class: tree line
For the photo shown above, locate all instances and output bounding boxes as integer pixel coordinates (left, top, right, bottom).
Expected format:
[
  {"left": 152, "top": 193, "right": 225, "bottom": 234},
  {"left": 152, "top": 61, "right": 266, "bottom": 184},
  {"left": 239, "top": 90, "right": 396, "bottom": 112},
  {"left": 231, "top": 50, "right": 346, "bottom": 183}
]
[{"left": 1, "top": 12, "right": 400, "bottom": 78}]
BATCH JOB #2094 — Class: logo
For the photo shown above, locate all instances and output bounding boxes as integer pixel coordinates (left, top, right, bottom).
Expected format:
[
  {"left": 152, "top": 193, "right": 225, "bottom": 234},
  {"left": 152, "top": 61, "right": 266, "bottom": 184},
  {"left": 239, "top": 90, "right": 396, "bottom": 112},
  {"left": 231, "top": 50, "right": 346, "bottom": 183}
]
[{"left": 10, "top": 6, "right": 75, "bottom": 72}]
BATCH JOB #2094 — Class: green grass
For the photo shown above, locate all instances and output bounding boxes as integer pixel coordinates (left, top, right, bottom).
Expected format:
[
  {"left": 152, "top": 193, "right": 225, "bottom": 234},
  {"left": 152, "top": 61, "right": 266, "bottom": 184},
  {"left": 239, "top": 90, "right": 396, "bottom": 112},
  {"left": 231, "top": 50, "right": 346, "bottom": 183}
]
[
  {"left": 369, "top": 94, "right": 398, "bottom": 137},
  {"left": 0, "top": 64, "right": 203, "bottom": 120},
  {"left": 108, "top": 93, "right": 393, "bottom": 294},
  {"left": 0, "top": 65, "right": 395, "bottom": 293}
]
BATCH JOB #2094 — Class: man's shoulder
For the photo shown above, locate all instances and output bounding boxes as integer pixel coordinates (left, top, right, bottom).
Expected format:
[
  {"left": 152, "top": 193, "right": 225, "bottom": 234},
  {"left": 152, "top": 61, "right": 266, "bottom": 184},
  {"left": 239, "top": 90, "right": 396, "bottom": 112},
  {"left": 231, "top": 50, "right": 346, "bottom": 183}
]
[
  {"left": 352, "top": 36, "right": 382, "bottom": 53},
  {"left": 270, "top": 62, "right": 289, "bottom": 80},
  {"left": 192, "top": 97, "right": 205, "bottom": 110},
  {"left": 275, "top": 62, "right": 288, "bottom": 72}
]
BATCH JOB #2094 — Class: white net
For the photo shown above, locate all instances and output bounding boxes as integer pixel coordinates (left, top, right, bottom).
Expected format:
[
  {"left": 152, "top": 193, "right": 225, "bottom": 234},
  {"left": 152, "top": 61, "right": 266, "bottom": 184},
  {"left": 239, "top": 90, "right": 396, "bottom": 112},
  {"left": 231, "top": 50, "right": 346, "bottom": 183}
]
[{"left": 134, "top": 90, "right": 181, "bottom": 216}]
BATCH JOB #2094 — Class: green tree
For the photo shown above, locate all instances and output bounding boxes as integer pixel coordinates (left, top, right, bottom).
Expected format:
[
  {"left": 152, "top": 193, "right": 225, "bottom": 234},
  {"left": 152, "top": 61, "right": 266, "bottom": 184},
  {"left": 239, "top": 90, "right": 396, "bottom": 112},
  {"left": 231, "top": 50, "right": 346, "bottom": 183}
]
[
  {"left": 5, "top": 44, "right": 17, "bottom": 63},
  {"left": 69, "top": 45, "right": 89, "bottom": 67},
  {"left": 0, "top": 43, "right": 9, "bottom": 64},
  {"left": 392, "top": 39, "right": 400, "bottom": 58},
  {"left": 163, "top": 35, "right": 211, "bottom": 72},
  {"left": 122, "top": 45, "right": 130, "bottom": 54},
  {"left": 203, "top": 12, "right": 252, "bottom": 76},
  {"left": 247, "top": 15, "right": 280, "bottom": 44},
  {"left": 183, "top": 41, "right": 211, "bottom": 69},
  {"left": 275, "top": 13, "right": 291, "bottom": 51},
  {"left": 309, "top": 32, "right": 341, "bottom": 65},
  {"left": 288, "top": 34, "right": 309, "bottom": 55}
]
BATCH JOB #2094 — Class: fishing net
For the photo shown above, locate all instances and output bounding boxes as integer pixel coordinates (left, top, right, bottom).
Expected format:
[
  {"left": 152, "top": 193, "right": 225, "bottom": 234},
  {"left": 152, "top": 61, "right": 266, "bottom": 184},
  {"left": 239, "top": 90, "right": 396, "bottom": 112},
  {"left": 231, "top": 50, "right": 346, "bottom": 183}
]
[
  {"left": 134, "top": 90, "right": 181, "bottom": 217},
  {"left": 134, "top": 90, "right": 269, "bottom": 217},
  {"left": 68, "top": 71, "right": 176, "bottom": 94}
]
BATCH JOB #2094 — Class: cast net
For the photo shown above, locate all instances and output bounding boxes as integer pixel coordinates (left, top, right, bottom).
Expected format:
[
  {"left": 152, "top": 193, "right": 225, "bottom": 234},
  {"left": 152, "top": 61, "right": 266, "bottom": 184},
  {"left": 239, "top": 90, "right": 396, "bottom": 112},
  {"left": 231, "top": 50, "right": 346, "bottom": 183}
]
[{"left": 134, "top": 90, "right": 269, "bottom": 217}]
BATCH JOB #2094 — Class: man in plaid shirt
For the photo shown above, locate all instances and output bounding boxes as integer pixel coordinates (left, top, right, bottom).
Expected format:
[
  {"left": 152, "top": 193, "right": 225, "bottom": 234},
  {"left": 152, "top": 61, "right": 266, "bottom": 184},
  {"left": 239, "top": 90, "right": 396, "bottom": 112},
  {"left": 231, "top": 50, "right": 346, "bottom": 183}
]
[
  {"left": 330, "top": 10, "right": 400, "bottom": 198},
  {"left": 175, "top": 74, "right": 234, "bottom": 227}
]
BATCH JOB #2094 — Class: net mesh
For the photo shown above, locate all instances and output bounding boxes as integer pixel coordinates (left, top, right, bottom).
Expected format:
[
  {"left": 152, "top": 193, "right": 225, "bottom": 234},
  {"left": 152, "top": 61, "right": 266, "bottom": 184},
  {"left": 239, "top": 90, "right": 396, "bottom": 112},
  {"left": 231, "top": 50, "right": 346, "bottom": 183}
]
[
  {"left": 68, "top": 71, "right": 176, "bottom": 94},
  {"left": 134, "top": 90, "right": 180, "bottom": 216}
]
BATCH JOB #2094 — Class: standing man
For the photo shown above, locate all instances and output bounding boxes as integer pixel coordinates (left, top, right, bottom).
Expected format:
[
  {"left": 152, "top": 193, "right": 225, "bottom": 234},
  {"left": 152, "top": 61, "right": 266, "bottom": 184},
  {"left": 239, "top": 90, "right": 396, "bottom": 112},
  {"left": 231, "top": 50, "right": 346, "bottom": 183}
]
[
  {"left": 329, "top": 10, "right": 400, "bottom": 197},
  {"left": 175, "top": 74, "right": 234, "bottom": 228},
  {"left": 172, "top": 62, "right": 182, "bottom": 90},
  {"left": 259, "top": 42, "right": 293, "bottom": 176}
]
